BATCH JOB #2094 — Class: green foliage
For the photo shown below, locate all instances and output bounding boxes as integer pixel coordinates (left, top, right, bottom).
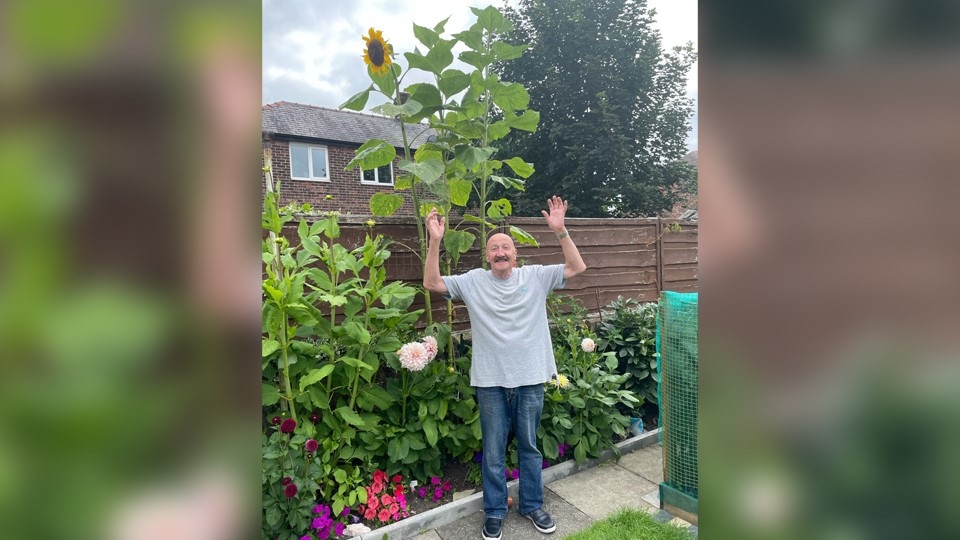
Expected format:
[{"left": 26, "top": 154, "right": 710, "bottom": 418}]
[
  {"left": 596, "top": 297, "right": 660, "bottom": 407},
  {"left": 564, "top": 508, "right": 693, "bottom": 540},
  {"left": 343, "top": 4, "right": 542, "bottom": 309},
  {"left": 496, "top": 0, "right": 697, "bottom": 218},
  {"left": 539, "top": 295, "right": 641, "bottom": 463}
]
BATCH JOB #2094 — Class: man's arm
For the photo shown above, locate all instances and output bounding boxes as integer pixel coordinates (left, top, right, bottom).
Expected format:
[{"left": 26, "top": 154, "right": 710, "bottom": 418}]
[
  {"left": 542, "top": 196, "right": 587, "bottom": 279},
  {"left": 423, "top": 208, "right": 449, "bottom": 295}
]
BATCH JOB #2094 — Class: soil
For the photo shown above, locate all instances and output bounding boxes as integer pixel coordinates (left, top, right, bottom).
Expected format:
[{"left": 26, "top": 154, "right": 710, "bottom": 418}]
[{"left": 404, "top": 460, "right": 480, "bottom": 517}]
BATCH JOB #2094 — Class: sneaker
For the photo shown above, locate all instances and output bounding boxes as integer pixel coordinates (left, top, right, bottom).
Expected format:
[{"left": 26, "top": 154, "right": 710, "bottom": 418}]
[
  {"left": 482, "top": 516, "right": 503, "bottom": 540},
  {"left": 523, "top": 508, "right": 556, "bottom": 534}
]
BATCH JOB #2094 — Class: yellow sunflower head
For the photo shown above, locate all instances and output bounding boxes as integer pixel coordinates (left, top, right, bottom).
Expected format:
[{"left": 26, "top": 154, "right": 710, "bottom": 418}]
[{"left": 362, "top": 27, "right": 393, "bottom": 76}]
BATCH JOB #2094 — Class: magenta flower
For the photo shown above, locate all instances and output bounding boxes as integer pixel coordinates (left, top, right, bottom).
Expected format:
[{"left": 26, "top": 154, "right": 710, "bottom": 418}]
[
  {"left": 434, "top": 487, "right": 443, "bottom": 500},
  {"left": 304, "top": 439, "right": 319, "bottom": 452},
  {"left": 310, "top": 413, "right": 320, "bottom": 423},
  {"left": 335, "top": 522, "right": 345, "bottom": 536},
  {"left": 300, "top": 535, "right": 313, "bottom": 540},
  {"left": 417, "top": 487, "right": 427, "bottom": 498},
  {"left": 282, "top": 476, "right": 292, "bottom": 485},
  {"left": 542, "top": 459, "right": 551, "bottom": 469},
  {"left": 511, "top": 469, "right": 519, "bottom": 480},
  {"left": 280, "top": 418, "right": 297, "bottom": 433},
  {"left": 442, "top": 481, "right": 452, "bottom": 492},
  {"left": 284, "top": 483, "right": 298, "bottom": 497},
  {"left": 271, "top": 415, "right": 282, "bottom": 425},
  {"left": 430, "top": 476, "right": 441, "bottom": 485},
  {"left": 340, "top": 507, "right": 350, "bottom": 517}
]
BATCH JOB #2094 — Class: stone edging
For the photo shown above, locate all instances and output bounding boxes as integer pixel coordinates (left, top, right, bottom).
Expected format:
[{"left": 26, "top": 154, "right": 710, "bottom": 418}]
[{"left": 358, "top": 429, "right": 661, "bottom": 540}]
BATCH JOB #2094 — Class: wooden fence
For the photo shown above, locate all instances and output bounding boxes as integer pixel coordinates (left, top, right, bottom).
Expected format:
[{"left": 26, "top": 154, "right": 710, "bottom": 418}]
[{"left": 283, "top": 215, "right": 697, "bottom": 327}]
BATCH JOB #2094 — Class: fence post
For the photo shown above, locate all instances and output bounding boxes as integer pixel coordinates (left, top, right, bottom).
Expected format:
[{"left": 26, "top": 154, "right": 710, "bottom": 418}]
[{"left": 655, "top": 218, "right": 664, "bottom": 295}]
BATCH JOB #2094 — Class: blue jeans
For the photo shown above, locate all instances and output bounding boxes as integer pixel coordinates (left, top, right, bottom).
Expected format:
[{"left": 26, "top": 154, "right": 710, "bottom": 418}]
[{"left": 476, "top": 384, "right": 545, "bottom": 518}]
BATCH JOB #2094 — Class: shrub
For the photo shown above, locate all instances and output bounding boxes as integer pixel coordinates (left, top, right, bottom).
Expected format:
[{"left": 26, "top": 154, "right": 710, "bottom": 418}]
[{"left": 596, "top": 296, "right": 660, "bottom": 409}]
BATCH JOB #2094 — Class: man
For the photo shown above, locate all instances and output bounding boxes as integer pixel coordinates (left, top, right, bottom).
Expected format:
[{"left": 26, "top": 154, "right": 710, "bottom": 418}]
[{"left": 423, "top": 196, "right": 587, "bottom": 540}]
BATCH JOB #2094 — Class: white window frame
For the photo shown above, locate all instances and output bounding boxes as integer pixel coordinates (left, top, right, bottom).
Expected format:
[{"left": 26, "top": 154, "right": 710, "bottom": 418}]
[
  {"left": 289, "top": 143, "right": 330, "bottom": 182},
  {"left": 360, "top": 162, "right": 394, "bottom": 186}
]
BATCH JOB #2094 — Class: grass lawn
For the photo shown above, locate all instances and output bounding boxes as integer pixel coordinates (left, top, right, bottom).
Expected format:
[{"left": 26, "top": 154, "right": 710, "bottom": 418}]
[{"left": 563, "top": 508, "right": 693, "bottom": 540}]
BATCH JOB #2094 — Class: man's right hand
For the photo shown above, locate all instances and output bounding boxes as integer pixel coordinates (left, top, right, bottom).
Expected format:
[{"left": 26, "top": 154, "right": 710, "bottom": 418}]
[{"left": 426, "top": 207, "right": 445, "bottom": 242}]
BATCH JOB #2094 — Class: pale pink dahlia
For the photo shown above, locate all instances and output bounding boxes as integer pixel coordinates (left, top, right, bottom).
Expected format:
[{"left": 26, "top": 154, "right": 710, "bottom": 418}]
[
  {"left": 580, "top": 337, "right": 596, "bottom": 353},
  {"left": 422, "top": 336, "right": 438, "bottom": 360},
  {"left": 398, "top": 342, "right": 431, "bottom": 371}
]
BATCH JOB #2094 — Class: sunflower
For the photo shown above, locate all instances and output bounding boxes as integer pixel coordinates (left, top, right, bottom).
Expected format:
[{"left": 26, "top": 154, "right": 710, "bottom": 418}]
[{"left": 362, "top": 27, "right": 393, "bottom": 75}]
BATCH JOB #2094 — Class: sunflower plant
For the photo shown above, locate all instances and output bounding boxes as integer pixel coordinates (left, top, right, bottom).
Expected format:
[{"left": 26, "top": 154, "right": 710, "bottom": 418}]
[{"left": 340, "top": 5, "right": 540, "bottom": 337}]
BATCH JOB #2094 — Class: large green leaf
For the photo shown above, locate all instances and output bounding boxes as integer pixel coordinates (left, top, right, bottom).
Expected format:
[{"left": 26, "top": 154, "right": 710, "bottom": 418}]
[
  {"left": 449, "top": 178, "right": 473, "bottom": 206},
  {"left": 439, "top": 69, "right": 471, "bottom": 97},
  {"left": 262, "top": 384, "right": 281, "bottom": 406},
  {"left": 358, "top": 385, "right": 394, "bottom": 410},
  {"left": 343, "top": 321, "right": 371, "bottom": 344},
  {"left": 399, "top": 158, "right": 444, "bottom": 184},
  {"left": 262, "top": 339, "right": 279, "bottom": 357},
  {"left": 413, "top": 22, "right": 439, "bottom": 47},
  {"left": 345, "top": 139, "right": 396, "bottom": 171},
  {"left": 486, "top": 198, "right": 512, "bottom": 219},
  {"left": 459, "top": 50, "right": 493, "bottom": 71},
  {"left": 404, "top": 83, "right": 443, "bottom": 122},
  {"left": 490, "top": 175, "right": 525, "bottom": 191},
  {"left": 470, "top": 5, "right": 512, "bottom": 34},
  {"left": 369, "top": 192, "right": 404, "bottom": 216},
  {"left": 510, "top": 225, "right": 539, "bottom": 247},
  {"left": 493, "top": 41, "right": 528, "bottom": 61},
  {"left": 504, "top": 157, "right": 535, "bottom": 178},
  {"left": 454, "top": 145, "right": 495, "bottom": 170},
  {"left": 491, "top": 82, "right": 529, "bottom": 111},
  {"left": 299, "top": 364, "right": 335, "bottom": 392},
  {"left": 336, "top": 406, "right": 366, "bottom": 427},
  {"left": 461, "top": 214, "right": 496, "bottom": 228},
  {"left": 487, "top": 120, "right": 510, "bottom": 141},
  {"left": 452, "top": 29, "right": 483, "bottom": 50},
  {"left": 368, "top": 62, "right": 399, "bottom": 96},
  {"left": 422, "top": 416, "right": 438, "bottom": 446},
  {"left": 425, "top": 39, "right": 455, "bottom": 75},
  {"left": 507, "top": 110, "right": 540, "bottom": 132},
  {"left": 370, "top": 100, "right": 423, "bottom": 118},
  {"left": 443, "top": 229, "right": 476, "bottom": 265},
  {"left": 339, "top": 85, "right": 372, "bottom": 111}
]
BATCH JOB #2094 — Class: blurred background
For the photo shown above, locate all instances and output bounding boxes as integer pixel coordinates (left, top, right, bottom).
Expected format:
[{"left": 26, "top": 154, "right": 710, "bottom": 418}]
[
  {"left": 701, "top": 0, "right": 960, "bottom": 538},
  {"left": 0, "top": 1, "right": 261, "bottom": 539}
]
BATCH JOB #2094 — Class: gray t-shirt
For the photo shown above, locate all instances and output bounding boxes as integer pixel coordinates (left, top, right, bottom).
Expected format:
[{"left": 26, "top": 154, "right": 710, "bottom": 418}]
[{"left": 442, "top": 264, "right": 566, "bottom": 387}]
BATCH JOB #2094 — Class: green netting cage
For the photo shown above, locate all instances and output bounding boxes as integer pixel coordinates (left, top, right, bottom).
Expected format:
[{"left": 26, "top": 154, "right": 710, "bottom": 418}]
[{"left": 657, "top": 291, "right": 698, "bottom": 520}]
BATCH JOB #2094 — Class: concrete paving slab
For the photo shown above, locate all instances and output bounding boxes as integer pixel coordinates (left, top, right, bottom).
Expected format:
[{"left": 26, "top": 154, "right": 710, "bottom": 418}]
[
  {"left": 546, "top": 463, "right": 657, "bottom": 521},
  {"left": 641, "top": 488, "right": 660, "bottom": 509},
  {"left": 410, "top": 531, "right": 443, "bottom": 540},
  {"left": 435, "top": 489, "right": 593, "bottom": 540},
  {"left": 617, "top": 445, "right": 665, "bottom": 484}
]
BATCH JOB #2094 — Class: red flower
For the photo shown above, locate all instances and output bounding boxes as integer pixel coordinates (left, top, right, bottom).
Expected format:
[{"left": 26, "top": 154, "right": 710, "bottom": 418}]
[
  {"left": 381, "top": 494, "right": 393, "bottom": 505},
  {"left": 271, "top": 416, "right": 282, "bottom": 425},
  {"left": 389, "top": 503, "right": 399, "bottom": 515},
  {"left": 378, "top": 508, "right": 391, "bottom": 522},
  {"left": 281, "top": 476, "right": 292, "bottom": 485},
  {"left": 372, "top": 470, "right": 387, "bottom": 483},
  {"left": 393, "top": 485, "right": 404, "bottom": 497},
  {"left": 304, "top": 439, "right": 318, "bottom": 452},
  {"left": 364, "top": 507, "right": 376, "bottom": 520},
  {"left": 280, "top": 418, "right": 296, "bottom": 433},
  {"left": 442, "top": 481, "right": 452, "bottom": 492},
  {"left": 283, "top": 483, "right": 298, "bottom": 497},
  {"left": 392, "top": 474, "right": 402, "bottom": 484},
  {"left": 367, "top": 496, "right": 379, "bottom": 510},
  {"left": 372, "top": 480, "right": 383, "bottom": 494},
  {"left": 310, "top": 413, "right": 320, "bottom": 423}
]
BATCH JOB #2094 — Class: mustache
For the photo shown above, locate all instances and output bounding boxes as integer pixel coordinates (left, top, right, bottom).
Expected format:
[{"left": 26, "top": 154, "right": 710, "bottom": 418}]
[{"left": 493, "top": 255, "right": 510, "bottom": 262}]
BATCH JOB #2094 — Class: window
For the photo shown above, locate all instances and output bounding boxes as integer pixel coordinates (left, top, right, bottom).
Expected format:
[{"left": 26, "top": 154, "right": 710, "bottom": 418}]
[
  {"left": 289, "top": 143, "right": 329, "bottom": 181},
  {"left": 361, "top": 163, "right": 393, "bottom": 185}
]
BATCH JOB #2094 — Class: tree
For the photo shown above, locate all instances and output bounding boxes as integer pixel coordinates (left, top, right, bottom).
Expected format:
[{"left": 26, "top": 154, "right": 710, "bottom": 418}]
[{"left": 495, "top": 0, "right": 696, "bottom": 217}]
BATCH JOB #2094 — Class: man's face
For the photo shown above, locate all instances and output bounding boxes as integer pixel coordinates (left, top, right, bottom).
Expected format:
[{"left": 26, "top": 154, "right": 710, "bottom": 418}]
[{"left": 486, "top": 233, "right": 516, "bottom": 271}]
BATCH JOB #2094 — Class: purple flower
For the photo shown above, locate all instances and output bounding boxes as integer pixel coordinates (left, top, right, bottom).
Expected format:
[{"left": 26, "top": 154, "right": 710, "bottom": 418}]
[
  {"left": 557, "top": 443, "right": 570, "bottom": 457},
  {"left": 511, "top": 469, "right": 519, "bottom": 480},
  {"left": 300, "top": 535, "right": 313, "bottom": 540},
  {"left": 280, "top": 418, "right": 297, "bottom": 433},
  {"left": 442, "top": 481, "right": 452, "bottom": 492},
  {"left": 271, "top": 416, "right": 282, "bottom": 425},
  {"left": 304, "top": 439, "right": 319, "bottom": 452},
  {"left": 417, "top": 487, "right": 427, "bottom": 498},
  {"left": 473, "top": 451, "right": 483, "bottom": 464},
  {"left": 542, "top": 459, "right": 551, "bottom": 469},
  {"left": 284, "top": 483, "right": 298, "bottom": 497},
  {"left": 351, "top": 514, "right": 360, "bottom": 523},
  {"left": 335, "top": 522, "right": 345, "bottom": 535},
  {"left": 504, "top": 469, "right": 511, "bottom": 480},
  {"left": 282, "top": 476, "right": 292, "bottom": 485},
  {"left": 434, "top": 487, "right": 443, "bottom": 500},
  {"left": 340, "top": 507, "right": 350, "bottom": 517},
  {"left": 310, "top": 413, "right": 320, "bottom": 423},
  {"left": 430, "top": 476, "right": 441, "bottom": 485}
]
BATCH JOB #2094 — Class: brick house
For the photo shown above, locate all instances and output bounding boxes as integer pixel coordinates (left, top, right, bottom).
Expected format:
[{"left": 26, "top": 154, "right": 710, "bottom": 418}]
[{"left": 262, "top": 101, "right": 432, "bottom": 216}]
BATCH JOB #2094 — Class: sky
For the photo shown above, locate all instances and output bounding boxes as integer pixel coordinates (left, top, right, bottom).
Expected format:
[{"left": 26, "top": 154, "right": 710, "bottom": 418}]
[{"left": 262, "top": 0, "right": 697, "bottom": 149}]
